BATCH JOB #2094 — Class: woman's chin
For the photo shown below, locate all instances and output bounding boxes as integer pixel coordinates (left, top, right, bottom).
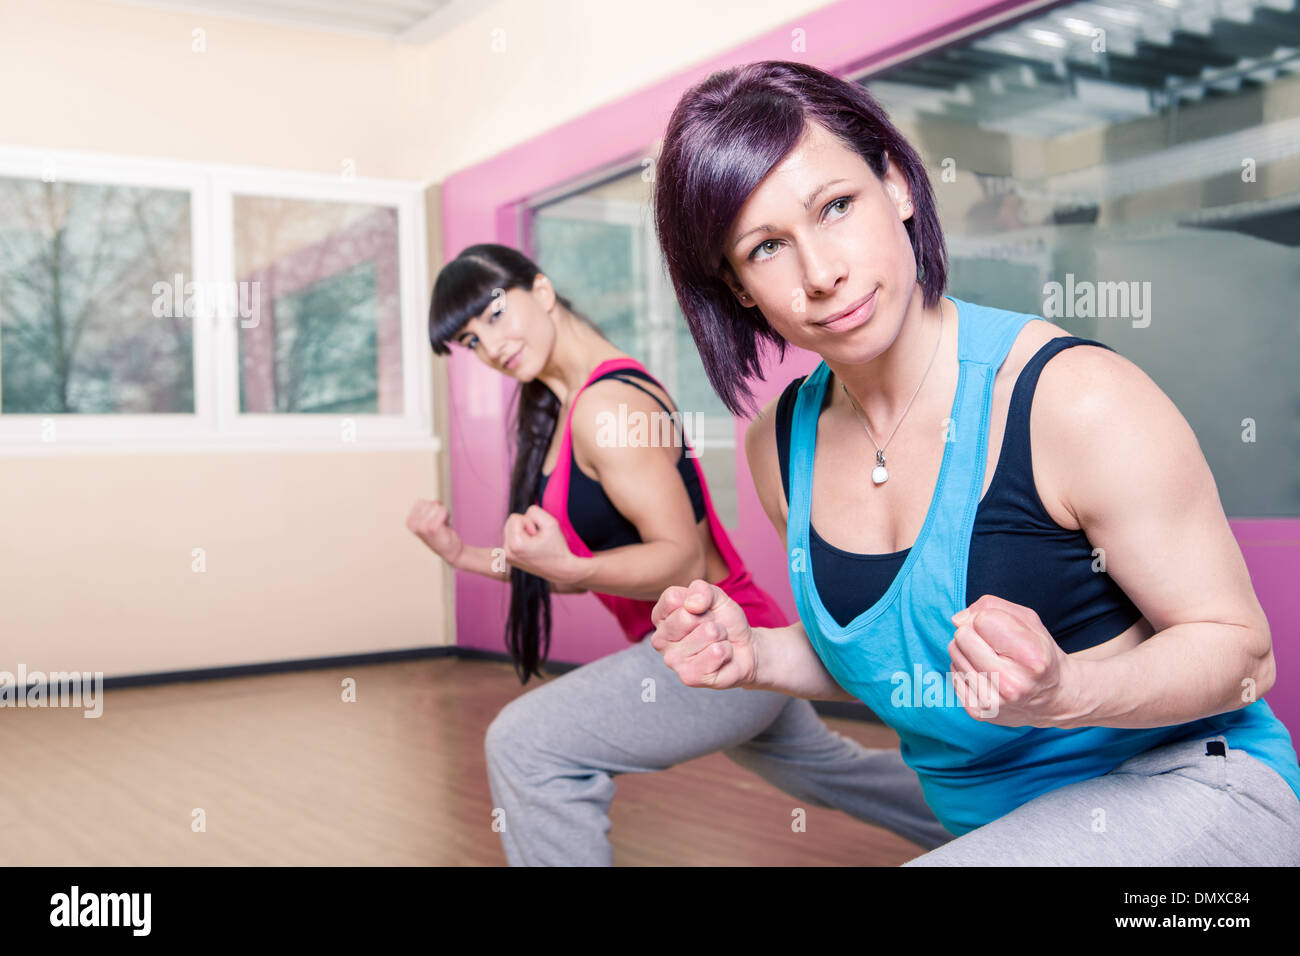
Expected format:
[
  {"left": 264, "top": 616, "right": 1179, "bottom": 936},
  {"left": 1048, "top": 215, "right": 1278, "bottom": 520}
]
[{"left": 793, "top": 330, "right": 883, "bottom": 365}]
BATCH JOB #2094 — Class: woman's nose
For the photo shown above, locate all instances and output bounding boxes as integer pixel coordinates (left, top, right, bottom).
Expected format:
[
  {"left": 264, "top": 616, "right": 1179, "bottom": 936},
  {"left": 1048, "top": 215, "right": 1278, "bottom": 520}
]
[
  {"left": 477, "top": 327, "right": 506, "bottom": 362},
  {"left": 799, "top": 240, "right": 847, "bottom": 295}
]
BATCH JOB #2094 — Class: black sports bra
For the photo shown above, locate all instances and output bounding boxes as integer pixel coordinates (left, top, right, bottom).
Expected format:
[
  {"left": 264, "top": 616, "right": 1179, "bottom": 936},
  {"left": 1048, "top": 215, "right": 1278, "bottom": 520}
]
[
  {"left": 537, "top": 368, "right": 707, "bottom": 551},
  {"left": 774, "top": 335, "right": 1143, "bottom": 653}
]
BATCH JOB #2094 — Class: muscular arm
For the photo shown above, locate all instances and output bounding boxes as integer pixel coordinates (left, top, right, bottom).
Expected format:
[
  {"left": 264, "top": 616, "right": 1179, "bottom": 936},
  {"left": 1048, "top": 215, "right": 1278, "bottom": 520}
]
[
  {"left": 742, "top": 391, "right": 857, "bottom": 702},
  {"left": 561, "top": 380, "right": 707, "bottom": 602},
  {"left": 1035, "top": 346, "right": 1274, "bottom": 729}
]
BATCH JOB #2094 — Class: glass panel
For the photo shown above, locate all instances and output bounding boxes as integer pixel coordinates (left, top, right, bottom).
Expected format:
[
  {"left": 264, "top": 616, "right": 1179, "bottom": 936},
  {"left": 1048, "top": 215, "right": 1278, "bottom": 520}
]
[
  {"left": 532, "top": 172, "right": 739, "bottom": 527},
  {"left": 0, "top": 177, "right": 193, "bottom": 413},
  {"left": 234, "top": 196, "right": 402, "bottom": 415},
  {"left": 863, "top": 0, "right": 1300, "bottom": 516}
]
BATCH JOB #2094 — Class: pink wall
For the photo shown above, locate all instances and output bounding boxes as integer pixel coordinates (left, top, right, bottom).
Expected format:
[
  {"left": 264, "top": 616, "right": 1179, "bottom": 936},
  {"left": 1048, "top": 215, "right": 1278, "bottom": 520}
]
[
  {"left": 436, "top": 0, "right": 1298, "bottom": 734},
  {"left": 1236, "top": 521, "right": 1298, "bottom": 732}
]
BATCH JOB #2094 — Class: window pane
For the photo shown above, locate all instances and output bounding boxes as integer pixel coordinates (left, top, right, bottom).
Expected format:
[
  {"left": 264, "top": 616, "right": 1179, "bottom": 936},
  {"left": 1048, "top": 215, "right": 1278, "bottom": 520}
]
[
  {"left": 864, "top": 0, "right": 1300, "bottom": 516},
  {"left": 234, "top": 196, "right": 402, "bottom": 414},
  {"left": 0, "top": 177, "right": 193, "bottom": 413},
  {"left": 530, "top": 217, "right": 640, "bottom": 353}
]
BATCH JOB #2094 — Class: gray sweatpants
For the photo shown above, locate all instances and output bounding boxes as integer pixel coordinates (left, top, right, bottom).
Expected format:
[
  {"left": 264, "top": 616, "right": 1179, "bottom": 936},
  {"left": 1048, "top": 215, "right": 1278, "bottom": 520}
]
[
  {"left": 904, "top": 730, "right": 1300, "bottom": 866},
  {"left": 484, "top": 635, "right": 1300, "bottom": 865},
  {"left": 484, "top": 634, "right": 954, "bottom": 864}
]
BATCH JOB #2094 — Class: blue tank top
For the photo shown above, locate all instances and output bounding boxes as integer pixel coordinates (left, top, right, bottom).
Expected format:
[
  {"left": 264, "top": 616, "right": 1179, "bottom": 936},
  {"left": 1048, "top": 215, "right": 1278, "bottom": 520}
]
[
  {"left": 786, "top": 295, "right": 1300, "bottom": 836},
  {"left": 775, "top": 335, "right": 1142, "bottom": 652},
  {"left": 536, "top": 367, "right": 706, "bottom": 551}
]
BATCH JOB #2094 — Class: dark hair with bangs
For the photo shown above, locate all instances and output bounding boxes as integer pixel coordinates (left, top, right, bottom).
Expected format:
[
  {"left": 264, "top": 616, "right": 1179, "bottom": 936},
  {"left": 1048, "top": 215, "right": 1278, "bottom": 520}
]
[
  {"left": 429, "top": 243, "right": 608, "bottom": 683},
  {"left": 653, "top": 59, "right": 948, "bottom": 417},
  {"left": 427, "top": 244, "right": 528, "bottom": 356}
]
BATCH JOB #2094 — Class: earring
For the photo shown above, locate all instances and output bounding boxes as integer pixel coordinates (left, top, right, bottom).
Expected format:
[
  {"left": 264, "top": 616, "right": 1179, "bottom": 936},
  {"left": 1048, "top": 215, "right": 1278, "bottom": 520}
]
[{"left": 917, "top": 261, "right": 926, "bottom": 283}]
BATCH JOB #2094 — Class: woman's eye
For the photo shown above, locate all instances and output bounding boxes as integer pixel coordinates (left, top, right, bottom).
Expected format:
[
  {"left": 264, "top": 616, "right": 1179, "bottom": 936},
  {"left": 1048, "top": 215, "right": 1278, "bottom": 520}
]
[
  {"left": 465, "top": 335, "right": 479, "bottom": 350},
  {"left": 489, "top": 304, "right": 503, "bottom": 323},
  {"left": 748, "top": 196, "right": 855, "bottom": 263}
]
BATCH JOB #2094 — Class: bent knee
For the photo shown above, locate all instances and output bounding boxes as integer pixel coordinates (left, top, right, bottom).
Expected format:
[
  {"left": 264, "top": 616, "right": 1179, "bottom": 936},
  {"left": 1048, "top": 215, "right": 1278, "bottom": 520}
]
[
  {"left": 484, "top": 687, "right": 576, "bottom": 765},
  {"left": 484, "top": 695, "right": 536, "bottom": 758}
]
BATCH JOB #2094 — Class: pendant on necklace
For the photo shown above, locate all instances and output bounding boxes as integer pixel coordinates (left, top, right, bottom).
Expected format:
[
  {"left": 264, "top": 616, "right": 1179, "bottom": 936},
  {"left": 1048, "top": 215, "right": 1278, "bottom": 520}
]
[{"left": 872, "top": 451, "right": 889, "bottom": 485}]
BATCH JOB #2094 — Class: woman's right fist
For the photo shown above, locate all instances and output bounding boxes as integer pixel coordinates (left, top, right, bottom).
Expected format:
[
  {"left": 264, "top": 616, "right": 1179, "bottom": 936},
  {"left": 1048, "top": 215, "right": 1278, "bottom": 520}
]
[
  {"left": 649, "top": 579, "right": 758, "bottom": 690},
  {"left": 406, "top": 498, "right": 464, "bottom": 565}
]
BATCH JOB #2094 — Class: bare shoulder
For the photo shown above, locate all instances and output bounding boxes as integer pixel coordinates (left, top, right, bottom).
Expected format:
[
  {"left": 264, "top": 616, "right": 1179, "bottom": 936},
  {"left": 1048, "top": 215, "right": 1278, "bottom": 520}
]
[
  {"left": 1028, "top": 327, "right": 1191, "bottom": 526},
  {"left": 999, "top": 317, "right": 1074, "bottom": 377},
  {"left": 1030, "top": 326, "right": 1165, "bottom": 420},
  {"left": 568, "top": 375, "right": 679, "bottom": 470},
  {"left": 746, "top": 390, "right": 789, "bottom": 528},
  {"left": 744, "top": 392, "right": 782, "bottom": 463},
  {"left": 1001, "top": 316, "right": 1157, "bottom": 428}
]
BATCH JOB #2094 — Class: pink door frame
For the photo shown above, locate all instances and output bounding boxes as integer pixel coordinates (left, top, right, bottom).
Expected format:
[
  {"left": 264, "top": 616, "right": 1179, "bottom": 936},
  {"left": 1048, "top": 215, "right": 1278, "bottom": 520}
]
[{"left": 437, "top": 0, "right": 1298, "bottom": 733}]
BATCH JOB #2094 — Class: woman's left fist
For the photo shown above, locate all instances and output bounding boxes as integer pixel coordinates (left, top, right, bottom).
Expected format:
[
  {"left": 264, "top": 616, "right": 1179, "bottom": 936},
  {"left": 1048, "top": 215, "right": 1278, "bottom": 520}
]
[
  {"left": 502, "top": 505, "right": 587, "bottom": 587},
  {"left": 947, "top": 593, "right": 1087, "bottom": 728}
]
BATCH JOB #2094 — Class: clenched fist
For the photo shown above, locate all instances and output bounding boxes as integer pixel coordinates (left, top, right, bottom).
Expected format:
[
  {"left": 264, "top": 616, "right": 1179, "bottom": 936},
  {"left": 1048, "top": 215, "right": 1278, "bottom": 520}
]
[
  {"left": 502, "top": 504, "right": 587, "bottom": 587},
  {"left": 649, "top": 579, "right": 758, "bottom": 689},
  {"left": 406, "top": 498, "right": 464, "bottom": 565}
]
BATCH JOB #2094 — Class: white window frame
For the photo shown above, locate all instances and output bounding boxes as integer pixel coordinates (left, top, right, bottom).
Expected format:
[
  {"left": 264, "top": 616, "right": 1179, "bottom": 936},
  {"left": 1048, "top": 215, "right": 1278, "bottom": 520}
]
[{"left": 0, "top": 145, "right": 435, "bottom": 455}]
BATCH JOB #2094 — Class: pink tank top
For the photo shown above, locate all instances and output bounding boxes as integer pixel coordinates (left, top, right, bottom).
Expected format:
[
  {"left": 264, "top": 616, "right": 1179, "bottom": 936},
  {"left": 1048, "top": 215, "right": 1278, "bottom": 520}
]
[{"left": 539, "top": 357, "right": 787, "bottom": 642}]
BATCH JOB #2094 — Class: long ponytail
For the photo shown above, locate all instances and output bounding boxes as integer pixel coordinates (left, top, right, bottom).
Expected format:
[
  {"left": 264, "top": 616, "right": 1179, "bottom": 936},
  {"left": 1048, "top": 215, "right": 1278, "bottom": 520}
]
[{"left": 429, "top": 243, "right": 605, "bottom": 683}]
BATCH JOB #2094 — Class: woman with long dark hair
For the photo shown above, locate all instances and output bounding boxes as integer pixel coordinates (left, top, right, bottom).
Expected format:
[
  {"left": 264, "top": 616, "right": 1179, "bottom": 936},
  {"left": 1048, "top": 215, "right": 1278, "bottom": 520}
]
[
  {"left": 648, "top": 60, "right": 1300, "bottom": 864},
  {"left": 408, "top": 242, "right": 955, "bottom": 865}
]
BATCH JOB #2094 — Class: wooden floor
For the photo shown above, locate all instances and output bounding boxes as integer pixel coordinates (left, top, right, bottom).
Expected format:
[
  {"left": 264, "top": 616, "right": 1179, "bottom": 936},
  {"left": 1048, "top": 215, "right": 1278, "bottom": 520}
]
[{"left": 0, "top": 656, "right": 930, "bottom": 866}]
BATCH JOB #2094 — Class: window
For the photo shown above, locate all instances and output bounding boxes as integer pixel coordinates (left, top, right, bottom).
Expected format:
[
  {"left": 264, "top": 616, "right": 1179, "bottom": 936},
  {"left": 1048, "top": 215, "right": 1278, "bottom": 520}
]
[
  {"left": 233, "top": 197, "right": 403, "bottom": 416},
  {"left": 0, "top": 177, "right": 193, "bottom": 414},
  {"left": 0, "top": 147, "right": 431, "bottom": 452},
  {"left": 861, "top": 0, "right": 1300, "bottom": 516}
]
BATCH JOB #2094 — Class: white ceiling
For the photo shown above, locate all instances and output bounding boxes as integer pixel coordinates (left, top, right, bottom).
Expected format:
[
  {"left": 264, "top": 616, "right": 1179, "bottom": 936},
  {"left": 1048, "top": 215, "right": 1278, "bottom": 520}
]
[{"left": 101, "top": 0, "right": 495, "bottom": 41}]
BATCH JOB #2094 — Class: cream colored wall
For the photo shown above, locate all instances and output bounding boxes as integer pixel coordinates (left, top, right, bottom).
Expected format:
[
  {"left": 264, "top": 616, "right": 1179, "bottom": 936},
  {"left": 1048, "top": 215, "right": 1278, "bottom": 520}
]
[
  {"left": 1, "top": 450, "right": 446, "bottom": 675},
  {"left": 0, "top": 0, "right": 834, "bottom": 181},
  {"left": 0, "top": 0, "right": 830, "bottom": 677}
]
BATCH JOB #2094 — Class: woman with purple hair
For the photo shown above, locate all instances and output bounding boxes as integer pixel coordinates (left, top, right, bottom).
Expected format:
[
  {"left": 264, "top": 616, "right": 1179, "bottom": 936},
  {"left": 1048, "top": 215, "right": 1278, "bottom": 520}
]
[
  {"left": 412, "top": 242, "right": 955, "bottom": 865},
  {"left": 648, "top": 59, "right": 1300, "bottom": 864}
]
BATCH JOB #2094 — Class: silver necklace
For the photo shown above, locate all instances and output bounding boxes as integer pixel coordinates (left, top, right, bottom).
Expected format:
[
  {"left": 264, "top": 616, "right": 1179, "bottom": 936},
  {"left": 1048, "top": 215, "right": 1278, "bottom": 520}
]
[{"left": 840, "top": 306, "right": 944, "bottom": 485}]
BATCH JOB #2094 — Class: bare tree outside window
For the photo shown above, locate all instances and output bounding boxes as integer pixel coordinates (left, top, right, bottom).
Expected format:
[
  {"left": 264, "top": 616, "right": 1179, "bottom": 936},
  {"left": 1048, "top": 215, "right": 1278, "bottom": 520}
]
[{"left": 0, "top": 177, "right": 193, "bottom": 414}]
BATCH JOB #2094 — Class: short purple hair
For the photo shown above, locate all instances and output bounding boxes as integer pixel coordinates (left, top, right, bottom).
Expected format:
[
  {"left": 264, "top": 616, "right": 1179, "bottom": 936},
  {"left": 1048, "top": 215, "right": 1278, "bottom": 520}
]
[{"left": 653, "top": 60, "right": 948, "bottom": 416}]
